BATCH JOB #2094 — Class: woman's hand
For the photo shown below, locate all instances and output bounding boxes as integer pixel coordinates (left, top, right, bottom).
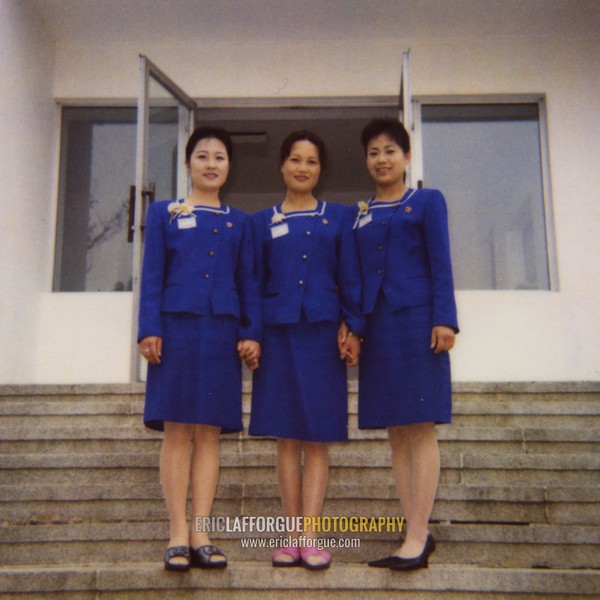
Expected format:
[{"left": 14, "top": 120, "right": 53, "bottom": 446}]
[
  {"left": 337, "top": 321, "right": 349, "bottom": 357},
  {"left": 338, "top": 321, "right": 361, "bottom": 366},
  {"left": 430, "top": 326, "right": 455, "bottom": 354},
  {"left": 238, "top": 340, "right": 261, "bottom": 370},
  {"left": 343, "top": 334, "right": 361, "bottom": 367},
  {"left": 139, "top": 336, "right": 162, "bottom": 364}
]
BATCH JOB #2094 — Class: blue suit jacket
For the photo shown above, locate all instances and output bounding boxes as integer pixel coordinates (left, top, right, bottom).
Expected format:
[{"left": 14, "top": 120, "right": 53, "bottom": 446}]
[
  {"left": 253, "top": 201, "right": 365, "bottom": 335},
  {"left": 138, "top": 200, "right": 262, "bottom": 342},
  {"left": 353, "top": 188, "right": 458, "bottom": 331}
]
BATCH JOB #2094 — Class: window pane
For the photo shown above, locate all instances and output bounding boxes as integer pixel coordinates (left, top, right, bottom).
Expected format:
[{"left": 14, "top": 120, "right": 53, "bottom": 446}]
[
  {"left": 54, "top": 107, "right": 178, "bottom": 292},
  {"left": 54, "top": 108, "right": 136, "bottom": 291},
  {"left": 422, "top": 103, "right": 550, "bottom": 290}
]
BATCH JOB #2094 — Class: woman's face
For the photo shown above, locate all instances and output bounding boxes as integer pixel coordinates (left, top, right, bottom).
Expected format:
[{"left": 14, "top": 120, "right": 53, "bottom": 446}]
[
  {"left": 187, "top": 137, "right": 230, "bottom": 193},
  {"left": 365, "top": 133, "right": 410, "bottom": 188},
  {"left": 281, "top": 140, "right": 321, "bottom": 194}
]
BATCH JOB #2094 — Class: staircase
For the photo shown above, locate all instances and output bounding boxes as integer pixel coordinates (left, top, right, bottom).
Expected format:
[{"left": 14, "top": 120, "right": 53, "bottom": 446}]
[{"left": 1, "top": 382, "right": 599, "bottom": 598}]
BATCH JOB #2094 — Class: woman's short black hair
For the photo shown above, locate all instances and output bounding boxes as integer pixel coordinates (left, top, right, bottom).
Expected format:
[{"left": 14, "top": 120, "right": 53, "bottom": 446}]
[
  {"left": 360, "top": 118, "right": 411, "bottom": 155},
  {"left": 185, "top": 126, "right": 233, "bottom": 163},
  {"left": 280, "top": 130, "right": 327, "bottom": 170}
]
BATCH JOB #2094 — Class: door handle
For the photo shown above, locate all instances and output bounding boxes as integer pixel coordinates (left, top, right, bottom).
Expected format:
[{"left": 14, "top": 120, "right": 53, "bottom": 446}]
[
  {"left": 140, "top": 182, "right": 156, "bottom": 237},
  {"left": 127, "top": 185, "right": 136, "bottom": 243},
  {"left": 127, "top": 182, "right": 156, "bottom": 242}
]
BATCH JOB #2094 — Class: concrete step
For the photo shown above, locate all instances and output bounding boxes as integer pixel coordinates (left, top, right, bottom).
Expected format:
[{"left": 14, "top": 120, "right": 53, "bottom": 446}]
[
  {"left": 0, "top": 561, "right": 599, "bottom": 598},
  {"left": 1, "top": 435, "right": 593, "bottom": 457},
  {"left": 1, "top": 382, "right": 599, "bottom": 596},
  {"left": 2, "top": 424, "right": 598, "bottom": 449},
  {"left": 2, "top": 480, "right": 596, "bottom": 523},
  {"left": 1, "top": 380, "right": 599, "bottom": 400},
  {"left": 4, "top": 448, "right": 598, "bottom": 469},
  {"left": 3, "top": 393, "right": 599, "bottom": 425},
  {"left": 1, "top": 522, "right": 599, "bottom": 570},
  {"left": 0, "top": 452, "right": 600, "bottom": 494},
  {"left": 4, "top": 409, "right": 599, "bottom": 432}
]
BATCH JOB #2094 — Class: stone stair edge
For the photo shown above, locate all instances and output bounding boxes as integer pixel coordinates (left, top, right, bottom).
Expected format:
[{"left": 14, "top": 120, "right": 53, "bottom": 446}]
[
  {"left": 2, "top": 450, "right": 599, "bottom": 470},
  {"left": 2, "top": 480, "right": 596, "bottom": 503},
  {"left": 3, "top": 521, "right": 599, "bottom": 544},
  {"left": 4, "top": 399, "right": 600, "bottom": 419},
  {"left": 1, "top": 381, "right": 600, "bottom": 397},
  {"left": 0, "top": 562, "right": 599, "bottom": 595},
  {"left": 2, "top": 425, "right": 599, "bottom": 442}
]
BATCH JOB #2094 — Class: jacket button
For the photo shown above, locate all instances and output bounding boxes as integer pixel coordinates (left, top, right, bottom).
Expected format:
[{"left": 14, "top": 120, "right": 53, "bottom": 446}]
[
  {"left": 212, "top": 228, "right": 219, "bottom": 234},
  {"left": 299, "top": 280, "right": 304, "bottom": 285},
  {"left": 204, "top": 274, "right": 210, "bottom": 279},
  {"left": 377, "top": 269, "right": 383, "bottom": 276},
  {"left": 378, "top": 245, "right": 384, "bottom": 251},
  {"left": 302, "top": 254, "right": 308, "bottom": 260},
  {"left": 208, "top": 251, "right": 215, "bottom": 257},
  {"left": 306, "top": 231, "right": 311, "bottom": 236}
]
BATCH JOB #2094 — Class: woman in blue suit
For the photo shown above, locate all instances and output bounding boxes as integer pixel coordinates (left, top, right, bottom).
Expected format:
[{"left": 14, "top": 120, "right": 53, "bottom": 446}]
[
  {"left": 249, "top": 131, "right": 364, "bottom": 570},
  {"left": 348, "top": 118, "right": 458, "bottom": 571},
  {"left": 138, "top": 126, "right": 261, "bottom": 571}
]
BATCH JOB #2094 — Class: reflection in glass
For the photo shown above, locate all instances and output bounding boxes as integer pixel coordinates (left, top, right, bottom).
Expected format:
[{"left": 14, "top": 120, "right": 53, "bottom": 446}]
[
  {"left": 422, "top": 103, "right": 550, "bottom": 290},
  {"left": 54, "top": 107, "right": 178, "bottom": 292}
]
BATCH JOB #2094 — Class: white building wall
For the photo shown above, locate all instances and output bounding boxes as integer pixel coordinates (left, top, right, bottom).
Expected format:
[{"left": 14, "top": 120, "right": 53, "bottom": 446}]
[
  {"left": 0, "top": 0, "right": 56, "bottom": 383},
  {"left": 4, "top": 5, "right": 600, "bottom": 383}
]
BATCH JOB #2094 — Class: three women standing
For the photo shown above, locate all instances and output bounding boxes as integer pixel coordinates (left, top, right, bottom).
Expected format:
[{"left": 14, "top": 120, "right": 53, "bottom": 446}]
[
  {"left": 138, "top": 119, "right": 457, "bottom": 574},
  {"left": 138, "top": 126, "right": 261, "bottom": 571},
  {"left": 351, "top": 118, "right": 458, "bottom": 571},
  {"left": 249, "top": 131, "right": 364, "bottom": 570}
]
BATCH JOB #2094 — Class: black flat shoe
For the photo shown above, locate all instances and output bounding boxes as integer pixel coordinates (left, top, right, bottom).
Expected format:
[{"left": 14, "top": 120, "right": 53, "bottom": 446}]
[
  {"left": 368, "top": 531, "right": 432, "bottom": 568},
  {"left": 368, "top": 529, "right": 409, "bottom": 568},
  {"left": 368, "top": 555, "right": 396, "bottom": 568},
  {"left": 163, "top": 545, "right": 191, "bottom": 572},
  {"left": 388, "top": 552, "right": 428, "bottom": 571},
  {"left": 389, "top": 535, "right": 434, "bottom": 572},
  {"left": 191, "top": 544, "right": 228, "bottom": 569}
]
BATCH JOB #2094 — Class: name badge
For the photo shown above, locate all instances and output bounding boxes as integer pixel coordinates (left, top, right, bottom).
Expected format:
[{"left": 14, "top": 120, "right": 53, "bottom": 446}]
[
  {"left": 271, "top": 223, "right": 289, "bottom": 238},
  {"left": 177, "top": 216, "right": 197, "bottom": 229},
  {"left": 358, "top": 213, "right": 373, "bottom": 228}
]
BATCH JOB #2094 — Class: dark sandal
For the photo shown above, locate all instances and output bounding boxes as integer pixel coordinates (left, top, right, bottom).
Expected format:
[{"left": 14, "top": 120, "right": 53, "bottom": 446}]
[
  {"left": 191, "top": 544, "right": 228, "bottom": 569},
  {"left": 164, "top": 545, "right": 191, "bottom": 572}
]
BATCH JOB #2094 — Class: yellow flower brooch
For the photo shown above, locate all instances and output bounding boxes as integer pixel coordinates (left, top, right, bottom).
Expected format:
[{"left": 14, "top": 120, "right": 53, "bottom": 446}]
[
  {"left": 167, "top": 201, "right": 194, "bottom": 223},
  {"left": 271, "top": 212, "right": 286, "bottom": 225}
]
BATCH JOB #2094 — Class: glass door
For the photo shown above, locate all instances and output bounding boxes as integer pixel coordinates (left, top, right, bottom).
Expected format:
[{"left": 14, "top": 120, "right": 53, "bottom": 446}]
[{"left": 130, "top": 56, "right": 196, "bottom": 381}]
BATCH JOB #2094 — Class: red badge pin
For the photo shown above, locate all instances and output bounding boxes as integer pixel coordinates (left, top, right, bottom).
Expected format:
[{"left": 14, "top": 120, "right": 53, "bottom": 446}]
[
  {"left": 226, "top": 222, "right": 233, "bottom": 228},
  {"left": 322, "top": 218, "right": 328, "bottom": 225},
  {"left": 405, "top": 206, "right": 412, "bottom": 213}
]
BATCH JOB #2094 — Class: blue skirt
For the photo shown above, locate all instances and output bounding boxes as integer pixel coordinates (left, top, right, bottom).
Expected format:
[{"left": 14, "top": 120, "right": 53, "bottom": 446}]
[
  {"left": 358, "top": 304, "right": 452, "bottom": 429},
  {"left": 249, "top": 321, "right": 348, "bottom": 442},
  {"left": 144, "top": 313, "right": 243, "bottom": 433}
]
